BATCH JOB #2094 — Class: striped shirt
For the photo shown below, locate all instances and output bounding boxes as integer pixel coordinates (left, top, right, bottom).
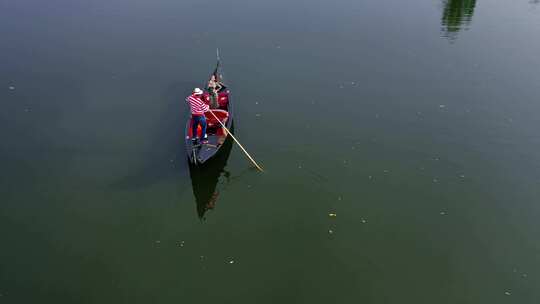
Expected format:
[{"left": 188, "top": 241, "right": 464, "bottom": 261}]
[{"left": 186, "top": 94, "right": 209, "bottom": 116}]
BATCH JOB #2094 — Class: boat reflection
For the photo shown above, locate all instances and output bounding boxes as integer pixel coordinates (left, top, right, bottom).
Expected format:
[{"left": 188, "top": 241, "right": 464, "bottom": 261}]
[
  {"left": 189, "top": 134, "right": 233, "bottom": 220},
  {"left": 441, "top": 0, "right": 477, "bottom": 39}
]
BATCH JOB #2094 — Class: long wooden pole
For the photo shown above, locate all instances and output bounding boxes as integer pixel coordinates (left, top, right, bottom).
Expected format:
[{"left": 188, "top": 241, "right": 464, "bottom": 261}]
[{"left": 208, "top": 110, "right": 264, "bottom": 172}]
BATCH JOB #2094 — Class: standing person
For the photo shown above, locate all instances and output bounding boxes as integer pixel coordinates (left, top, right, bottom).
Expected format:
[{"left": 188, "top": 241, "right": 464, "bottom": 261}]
[
  {"left": 186, "top": 87, "right": 210, "bottom": 143},
  {"left": 207, "top": 75, "right": 223, "bottom": 109}
]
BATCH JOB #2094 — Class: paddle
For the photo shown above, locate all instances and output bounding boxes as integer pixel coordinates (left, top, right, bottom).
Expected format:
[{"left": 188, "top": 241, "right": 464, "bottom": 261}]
[{"left": 207, "top": 110, "right": 264, "bottom": 172}]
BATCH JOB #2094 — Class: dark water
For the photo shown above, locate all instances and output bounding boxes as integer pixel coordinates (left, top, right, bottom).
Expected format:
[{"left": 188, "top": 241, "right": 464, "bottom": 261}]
[{"left": 1, "top": 0, "right": 540, "bottom": 303}]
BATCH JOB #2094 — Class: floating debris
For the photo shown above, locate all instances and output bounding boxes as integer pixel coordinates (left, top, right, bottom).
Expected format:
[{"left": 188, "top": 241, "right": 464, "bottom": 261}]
[
  {"left": 229, "top": 260, "right": 235, "bottom": 264},
  {"left": 361, "top": 219, "right": 367, "bottom": 224},
  {"left": 368, "top": 175, "right": 372, "bottom": 179},
  {"left": 255, "top": 113, "right": 261, "bottom": 117},
  {"left": 177, "top": 240, "right": 185, "bottom": 247},
  {"left": 504, "top": 291, "right": 511, "bottom": 296},
  {"left": 337, "top": 196, "right": 342, "bottom": 201},
  {"left": 522, "top": 273, "right": 528, "bottom": 278},
  {"left": 255, "top": 101, "right": 259, "bottom": 105},
  {"left": 439, "top": 105, "right": 446, "bottom": 108},
  {"left": 383, "top": 170, "right": 389, "bottom": 173},
  {"left": 155, "top": 240, "right": 161, "bottom": 244},
  {"left": 328, "top": 229, "right": 334, "bottom": 234},
  {"left": 459, "top": 174, "right": 465, "bottom": 178},
  {"left": 440, "top": 211, "right": 446, "bottom": 215},
  {"left": 433, "top": 178, "right": 439, "bottom": 183},
  {"left": 328, "top": 213, "right": 337, "bottom": 217},
  {"left": 8, "top": 86, "right": 15, "bottom": 90}
]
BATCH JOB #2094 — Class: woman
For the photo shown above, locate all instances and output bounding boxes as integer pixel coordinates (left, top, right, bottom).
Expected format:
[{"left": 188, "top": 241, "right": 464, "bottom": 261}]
[{"left": 207, "top": 75, "right": 223, "bottom": 109}]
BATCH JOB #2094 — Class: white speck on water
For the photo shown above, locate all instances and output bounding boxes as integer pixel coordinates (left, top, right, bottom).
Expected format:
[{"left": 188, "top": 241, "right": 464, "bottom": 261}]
[
  {"left": 329, "top": 213, "right": 337, "bottom": 217},
  {"left": 255, "top": 113, "right": 261, "bottom": 117},
  {"left": 504, "top": 291, "right": 511, "bottom": 296},
  {"left": 459, "top": 174, "right": 465, "bottom": 178},
  {"left": 328, "top": 229, "right": 334, "bottom": 234},
  {"left": 155, "top": 240, "right": 161, "bottom": 244},
  {"left": 433, "top": 178, "right": 438, "bottom": 183},
  {"left": 383, "top": 170, "right": 389, "bottom": 173},
  {"left": 229, "top": 260, "right": 235, "bottom": 264},
  {"left": 298, "top": 164, "right": 302, "bottom": 169},
  {"left": 169, "top": 159, "right": 174, "bottom": 163},
  {"left": 337, "top": 196, "right": 342, "bottom": 201},
  {"left": 351, "top": 81, "right": 355, "bottom": 85},
  {"left": 8, "top": 86, "right": 15, "bottom": 90},
  {"left": 439, "top": 104, "right": 446, "bottom": 108},
  {"left": 522, "top": 273, "right": 528, "bottom": 278},
  {"left": 255, "top": 101, "right": 259, "bottom": 105},
  {"left": 440, "top": 211, "right": 446, "bottom": 215},
  {"left": 247, "top": 184, "right": 252, "bottom": 188},
  {"left": 361, "top": 219, "right": 367, "bottom": 223},
  {"left": 368, "top": 175, "right": 372, "bottom": 179},
  {"left": 177, "top": 240, "right": 185, "bottom": 247}
]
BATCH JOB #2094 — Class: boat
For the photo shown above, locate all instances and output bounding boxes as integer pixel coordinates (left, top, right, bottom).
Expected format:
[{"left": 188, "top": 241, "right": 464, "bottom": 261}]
[
  {"left": 184, "top": 53, "right": 233, "bottom": 165},
  {"left": 189, "top": 134, "right": 233, "bottom": 219}
]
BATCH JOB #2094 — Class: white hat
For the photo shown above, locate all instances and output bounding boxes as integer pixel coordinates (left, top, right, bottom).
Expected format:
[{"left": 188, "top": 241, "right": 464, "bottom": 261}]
[{"left": 193, "top": 87, "right": 203, "bottom": 95}]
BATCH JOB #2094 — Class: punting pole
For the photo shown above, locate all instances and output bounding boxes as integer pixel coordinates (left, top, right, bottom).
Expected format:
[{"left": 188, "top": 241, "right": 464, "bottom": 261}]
[{"left": 208, "top": 110, "right": 264, "bottom": 172}]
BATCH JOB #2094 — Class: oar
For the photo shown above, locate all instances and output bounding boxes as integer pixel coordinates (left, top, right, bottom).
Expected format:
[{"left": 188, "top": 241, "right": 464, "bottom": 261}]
[{"left": 207, "top": 110, "right": 264, "bottom": 172}]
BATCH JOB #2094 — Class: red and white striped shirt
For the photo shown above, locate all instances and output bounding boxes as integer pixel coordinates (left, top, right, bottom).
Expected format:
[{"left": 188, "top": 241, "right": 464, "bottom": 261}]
[{"left": 186, "top": 94, "right": 209, "bottom": 116}]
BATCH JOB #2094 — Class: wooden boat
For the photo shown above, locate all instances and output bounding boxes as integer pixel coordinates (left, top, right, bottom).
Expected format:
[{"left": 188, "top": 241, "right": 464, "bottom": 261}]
[{"left": 185, "top": 54, "right": 233, "bottom": 165}]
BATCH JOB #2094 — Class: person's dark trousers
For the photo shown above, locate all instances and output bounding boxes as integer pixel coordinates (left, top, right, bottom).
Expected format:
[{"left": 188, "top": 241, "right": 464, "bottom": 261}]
[{"left": 192, "top": 115, "right": 207, "bottom": 139}]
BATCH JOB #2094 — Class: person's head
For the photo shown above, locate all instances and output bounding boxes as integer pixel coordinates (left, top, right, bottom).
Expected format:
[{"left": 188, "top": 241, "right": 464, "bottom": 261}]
[{"left": 193, "top": 88, "right": 203, "bottom": 95}]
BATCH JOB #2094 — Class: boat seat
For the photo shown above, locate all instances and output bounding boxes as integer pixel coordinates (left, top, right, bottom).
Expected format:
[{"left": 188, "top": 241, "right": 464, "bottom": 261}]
[{"left": 205, "top": 109, "right": 229, "bottom": 128}]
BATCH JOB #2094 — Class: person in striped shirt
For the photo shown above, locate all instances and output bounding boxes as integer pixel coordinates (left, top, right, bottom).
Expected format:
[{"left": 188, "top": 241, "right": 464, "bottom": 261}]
[{"left": 187, "top": 88, "right": 210, "bottom": 143}]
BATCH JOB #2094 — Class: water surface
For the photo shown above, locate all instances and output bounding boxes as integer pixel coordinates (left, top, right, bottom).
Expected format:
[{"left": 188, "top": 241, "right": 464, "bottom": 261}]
[{"left": 1, "top": 0, "right": 540, "bottom": 303}]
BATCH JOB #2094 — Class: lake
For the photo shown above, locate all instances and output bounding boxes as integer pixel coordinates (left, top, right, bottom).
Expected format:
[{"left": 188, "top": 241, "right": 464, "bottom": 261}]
[{"left": 1, "top": 0, "right": 539, "bottom": 303}]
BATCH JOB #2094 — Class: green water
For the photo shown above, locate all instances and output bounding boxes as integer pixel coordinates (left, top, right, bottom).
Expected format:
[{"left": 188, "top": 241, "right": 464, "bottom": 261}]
[{"left": 1, "top": 0, "right": 540, "bottom": 303}]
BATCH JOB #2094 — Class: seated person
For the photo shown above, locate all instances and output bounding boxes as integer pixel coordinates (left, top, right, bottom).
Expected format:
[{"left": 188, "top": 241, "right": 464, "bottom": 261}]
[{"left": 207, "top": 75, "right": 223, "bottom": 109}]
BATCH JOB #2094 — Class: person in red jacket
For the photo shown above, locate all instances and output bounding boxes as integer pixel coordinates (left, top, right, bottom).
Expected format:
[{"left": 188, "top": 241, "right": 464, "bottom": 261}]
[{"left": 186, "top": 88, "right": 210, "bottom": 143}]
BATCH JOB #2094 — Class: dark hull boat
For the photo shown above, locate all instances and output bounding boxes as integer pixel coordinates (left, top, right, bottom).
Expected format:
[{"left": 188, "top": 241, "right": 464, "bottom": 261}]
[
  {"left": 185, "top": 58, "right": 233, "bottom": 165},
  {"left": 189, "top": 134, "right": 233, "bottom": 219}
]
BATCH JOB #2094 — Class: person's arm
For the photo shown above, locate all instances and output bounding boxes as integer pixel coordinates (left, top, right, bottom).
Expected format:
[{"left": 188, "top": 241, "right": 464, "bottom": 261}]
[{"left": 199, "top": 97, "right": 210, "bottom": 112}]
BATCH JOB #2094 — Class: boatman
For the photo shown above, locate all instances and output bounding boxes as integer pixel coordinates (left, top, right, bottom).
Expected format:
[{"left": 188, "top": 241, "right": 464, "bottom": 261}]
[{"left": 187, "top": 87, "right": 210, "bottom": 143}]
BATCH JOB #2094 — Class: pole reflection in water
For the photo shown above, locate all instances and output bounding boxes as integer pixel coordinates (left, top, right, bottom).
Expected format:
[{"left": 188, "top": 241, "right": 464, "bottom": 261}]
[
  {"left": 441, "top": 0, "right": 477, "bottom": 39},
  {"left": 189, "top": 134, "right": 233, "bottom": 220}
]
